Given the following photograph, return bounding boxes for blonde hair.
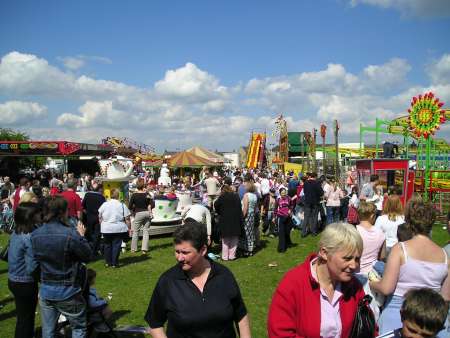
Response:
[42,187,50,197]
[382,194,403,221]
[19,192,37,204]
[358,201,377,221]
[319,222,363,256]
[111,188,121,200]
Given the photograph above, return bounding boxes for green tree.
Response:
[0,128,29,141]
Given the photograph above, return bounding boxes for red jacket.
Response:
[268,254,368,338]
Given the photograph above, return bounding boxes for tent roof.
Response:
[169,151,216,168]
[186,146,225,163]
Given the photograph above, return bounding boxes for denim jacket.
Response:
[8,231,38,283]
[31,221,93,288]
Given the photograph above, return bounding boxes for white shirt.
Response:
[204,177,220,196]
[99,199,131,234]
[260,178,270,195]
[374,214,405,249]
[181,204,212,236]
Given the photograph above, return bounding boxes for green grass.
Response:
[0,225,448,338]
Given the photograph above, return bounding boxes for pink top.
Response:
[356,225,386,274]
[310,258,343,338]
[394,242,448,297]
[325,187,343,207]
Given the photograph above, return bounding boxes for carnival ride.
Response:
[246,132,267,169]
[359,92,449,208]
[102,136,161,162]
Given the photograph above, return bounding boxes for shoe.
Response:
[141,251,148,255]
[111,264,118,268]
[104,263,110,268]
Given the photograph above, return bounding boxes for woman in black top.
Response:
[214,179,244,261]
[145,222,251,338]
[129,179,153,254]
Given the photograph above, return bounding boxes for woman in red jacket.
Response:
[268,222,372,338]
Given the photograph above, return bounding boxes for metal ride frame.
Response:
[359,108,449,201]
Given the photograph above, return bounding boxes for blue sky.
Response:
[1,0,449,151]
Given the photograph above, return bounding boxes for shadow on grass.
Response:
[110,309,131,324]
[0,296,13,307]
[0,308,16,321]
[0,268,8,275]
[148,242,173,251]
[119,255,150,266]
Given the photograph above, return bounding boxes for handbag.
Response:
[347,205,359,225]
[0,240,9,262]
[349,294,376,338]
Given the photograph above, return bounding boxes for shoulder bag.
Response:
[349,294,376,338]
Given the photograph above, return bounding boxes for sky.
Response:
[0,0,450,152]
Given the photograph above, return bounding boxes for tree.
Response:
[0,128,29,141]
[0,128,30,178]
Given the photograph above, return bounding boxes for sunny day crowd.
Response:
[0,166,449,338]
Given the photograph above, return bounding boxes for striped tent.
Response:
[168,151,216,168]
[186,146,226,163]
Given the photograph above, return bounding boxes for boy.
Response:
[377,288,448,338]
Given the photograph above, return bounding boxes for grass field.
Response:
[0,224,448,337]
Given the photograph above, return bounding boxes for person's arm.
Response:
[145,278,168,338]
[369,243,402,295]
[268,273,304,338]
[378,240,387,262]
[76,195,83,220]
[242,194,249,218]
[441,270,450,301]
[238,315,252,338]
[70,222,94,263]
[205,209,212,238]
[147,327,167,338]
[24,235,39,275]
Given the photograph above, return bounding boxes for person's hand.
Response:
[77,221,86,237]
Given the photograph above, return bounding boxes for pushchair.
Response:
[55,265,117,338]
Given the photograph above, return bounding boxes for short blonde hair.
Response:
[19,192,37,204]
[111,188,121,200]
[319,222,363,256]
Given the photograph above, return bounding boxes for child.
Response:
[274,188,293,253]
[377,288,448,338]
[87,269,113,332]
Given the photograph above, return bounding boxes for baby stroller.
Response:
[55,265,117,337]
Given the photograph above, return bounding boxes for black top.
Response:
[145,260,247,338]
[129,192,152,213]
[214,192,244,238]
[303,179,323,206]
[82,191,106,226]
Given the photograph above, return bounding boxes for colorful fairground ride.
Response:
[101,136,162,164]
[359,92,449,210]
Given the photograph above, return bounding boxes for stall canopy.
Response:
[186,146,226,163]
[0,140,113,157]
[169,151,216,168]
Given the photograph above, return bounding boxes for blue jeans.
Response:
[326,206,339,225]
[103,232,125,266]
[39,293,87,338]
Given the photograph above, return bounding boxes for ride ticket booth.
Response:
[356,159,414,205]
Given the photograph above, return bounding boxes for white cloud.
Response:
[57,55,113,70]
[0,100,47,125]
[1,51,449,150]
[59,56,85,70]
[349,0,450,18]
[362,58,411,91]
[154,62,228,102]
[427,54,450,85]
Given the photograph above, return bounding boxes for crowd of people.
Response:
[0,165,449,338]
